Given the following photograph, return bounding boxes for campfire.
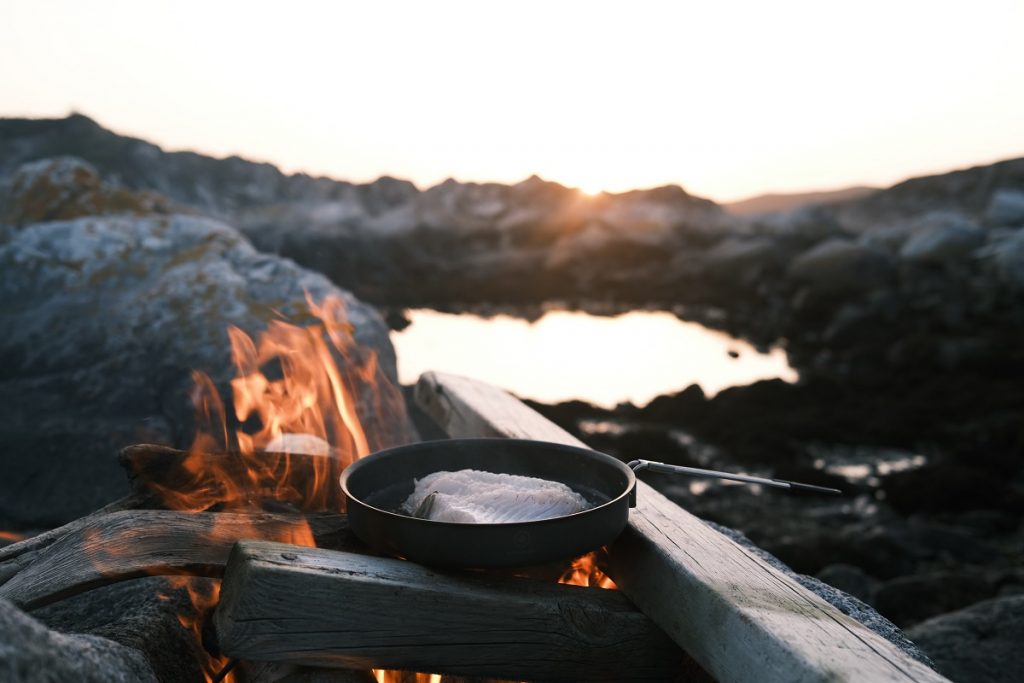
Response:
[1,293,642,683]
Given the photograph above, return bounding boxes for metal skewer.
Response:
[628,459,843,495]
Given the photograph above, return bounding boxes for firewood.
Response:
[0,510,357,610]
[214,541,689,682]
[415,371,950,683]
[0,492,152,566]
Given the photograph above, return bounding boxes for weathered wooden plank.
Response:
[215,540,689,682]
[0,510,355,610]
[415,371,950,683]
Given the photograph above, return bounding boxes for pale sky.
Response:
[2,0,1023,201]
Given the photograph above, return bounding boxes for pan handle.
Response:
[627,459,842,506]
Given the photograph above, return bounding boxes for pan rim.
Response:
[339,437,636,529]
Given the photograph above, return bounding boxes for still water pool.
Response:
[391,309,797,408]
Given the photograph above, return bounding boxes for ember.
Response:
[559,549,617,589]
[0,530,27,543]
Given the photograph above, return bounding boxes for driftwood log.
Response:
[0,442,345,571]
[0,443,363,610]
[0,510,356,610]
[415,371,951,683]
[215,541,689,682]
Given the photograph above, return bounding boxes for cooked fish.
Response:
[401,469,589,524]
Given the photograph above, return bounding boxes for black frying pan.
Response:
[339,437,840,568]
[340,438,634,568]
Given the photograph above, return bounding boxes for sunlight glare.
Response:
[1,0,1022,200]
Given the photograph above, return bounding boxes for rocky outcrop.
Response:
[35,577,224,682]
[908,596,1024,683]
[0,114,401,218]
[0,116,734,310]
[898,211,984,263]
[0,598,157,683]
[830,157,1024,230]
[0,208,410,527]
[3,156,170,230]
[787,238,894,295]
[984,189,1024,227]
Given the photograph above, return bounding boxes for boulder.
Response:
[700,237,784,283]
[984,189,1024,227]
[0,214,412,527]
[977,228,1024,290]
[899,211,984,263]
[788,238,894,295]
[881,465,1021,515]
[0,598,156,683]
[907,595,1024,683]
[873,571,995,627]
[815,563,879,604]
[755,203,841,242]
[3,156,169,230]
[36,577,221,682]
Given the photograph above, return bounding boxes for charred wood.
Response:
[0,510,357,610]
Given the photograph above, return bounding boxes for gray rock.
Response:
[4,157,100,227]
[700,237,784,283]
[755,203,841,242]
[984,189,1024,227]
[873,571,995,627]
[977,228,1024,290]
[0,598,156,683]
[3,156,169,231]
[907,595,1024,683]
[899,211,984,263]
[815,563,879,604]
[0,214,412,526]
[788,238,894,294]
[36,577,220,683]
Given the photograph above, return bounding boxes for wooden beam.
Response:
[215,541,689,682]
[0,510,355,610]
[415,371,950,683]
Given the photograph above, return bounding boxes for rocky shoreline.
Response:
[2,115,1023,681]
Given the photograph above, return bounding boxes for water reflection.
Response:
[391,309,797,408]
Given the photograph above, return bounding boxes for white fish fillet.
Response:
[401,469,589,524]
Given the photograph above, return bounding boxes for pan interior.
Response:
[346,439,631,519]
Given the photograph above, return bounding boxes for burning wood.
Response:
[214,542,686,682]
[1,295,646,682]
[0,509,354,610]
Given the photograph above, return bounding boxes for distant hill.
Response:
[724,186,878,216]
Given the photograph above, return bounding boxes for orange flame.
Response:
[373,673,443,683]
[148,293,405,515]
[98,291,615,682]
[558,550,617,589]
[100,293,406,682]
[164,577,232,682]
[0,530,27,543]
